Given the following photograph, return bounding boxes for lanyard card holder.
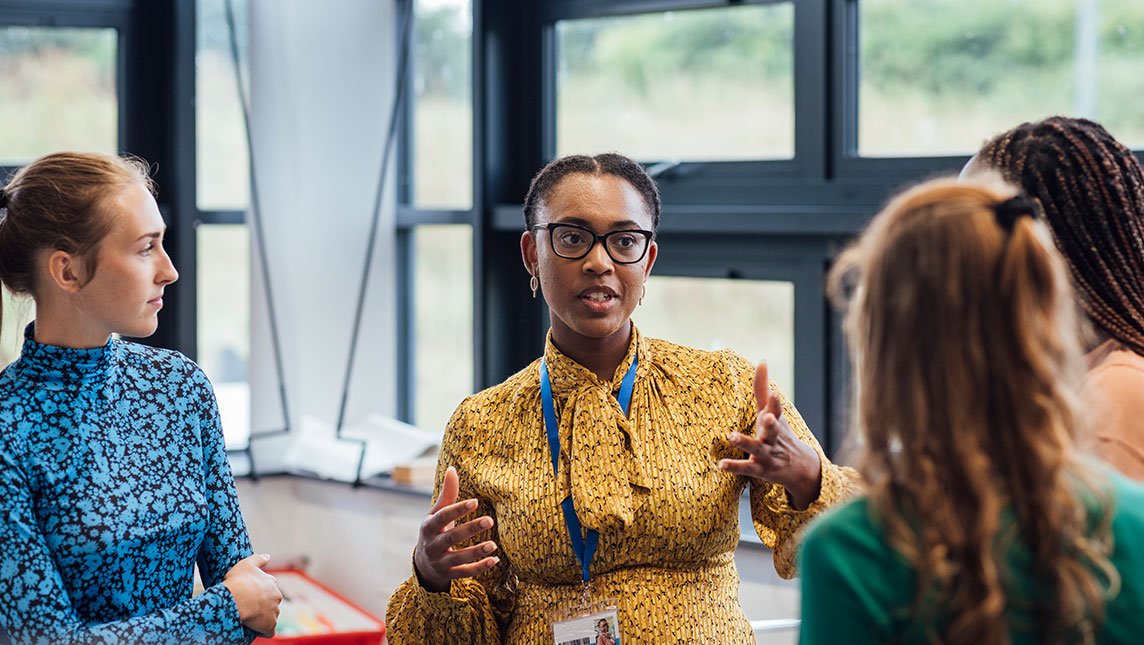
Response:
[540,355,636,645]
[548,591,622,645]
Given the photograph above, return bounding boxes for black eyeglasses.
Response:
[530,223,654,264]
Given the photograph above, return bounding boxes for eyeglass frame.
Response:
[529,222,655,264]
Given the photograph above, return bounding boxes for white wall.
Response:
[236,478,427,620]
[246,0,398,469]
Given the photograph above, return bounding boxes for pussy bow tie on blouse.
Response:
[542,328,653,533]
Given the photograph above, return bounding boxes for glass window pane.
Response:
[411,0,473,210]
[413,225,473,431]
[859,0,1144,157]
[635,276,794,399]
[555,4,794,161]
[196,0,251,210]
[0,26,117,163]
[197,224,250,449]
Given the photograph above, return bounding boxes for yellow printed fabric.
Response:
[386,327,860,644]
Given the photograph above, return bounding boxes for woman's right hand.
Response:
[413,466,499,593]
[222,553,282,637]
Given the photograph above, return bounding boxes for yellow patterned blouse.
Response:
[386,327,860,644]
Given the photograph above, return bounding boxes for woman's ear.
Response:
[521,230,539,276]
[642,241,658,280]
[45,250,86,294]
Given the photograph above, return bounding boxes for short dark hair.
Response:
[977,116,1144,354]
[522,152,661,230]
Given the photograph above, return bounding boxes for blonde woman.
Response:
[799,177,1144,644]
[0,153,280,643]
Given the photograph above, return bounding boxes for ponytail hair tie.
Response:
[994,195,1038,232]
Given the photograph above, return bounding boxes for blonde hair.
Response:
[828,176,1119,644]
[0,151,155,297]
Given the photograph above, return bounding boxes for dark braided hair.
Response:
[977,116,1144,355]
[522,153,661,230]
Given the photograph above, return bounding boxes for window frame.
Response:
[0,3,132,185]
[191,0,252,395]
[0,0,193,355]
[828,0,1144,180]
[404,0,1144,458]
[473,0,852,453]
[395,0,479,424]
[650,234,833,445]
[540,0,821,205]
[829,0,972,183]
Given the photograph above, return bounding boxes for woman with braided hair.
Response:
[800,176,1144,644]
[965,117,1144,480]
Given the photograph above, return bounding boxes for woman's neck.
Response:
[31,298,112,349]
[551,320,632,383]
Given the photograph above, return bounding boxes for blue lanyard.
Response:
[539,352,638,583]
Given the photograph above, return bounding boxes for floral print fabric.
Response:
[0,324,254,644]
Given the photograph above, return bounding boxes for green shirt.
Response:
[799,469,1144,643]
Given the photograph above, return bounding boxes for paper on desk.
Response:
[282,414,440,482]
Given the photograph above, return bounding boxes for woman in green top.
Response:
[800,176,1144,644]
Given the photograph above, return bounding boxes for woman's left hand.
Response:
[718,363,823,510]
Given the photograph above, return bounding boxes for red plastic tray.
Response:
[253,569,385,645]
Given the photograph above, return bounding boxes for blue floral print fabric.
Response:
[0,324,255,644]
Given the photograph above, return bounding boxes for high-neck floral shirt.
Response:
[0,324,254,644]
[387,327,860,644]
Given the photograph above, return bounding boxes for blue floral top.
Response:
[0,325,255,644]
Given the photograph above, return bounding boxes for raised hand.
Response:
[718,363,823,510]
[222,553,282,637]
[413,466,500,593]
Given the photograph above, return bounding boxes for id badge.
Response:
[550,607,622,645]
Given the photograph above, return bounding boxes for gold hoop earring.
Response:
[640,284,646,306]
[530,275,539,299]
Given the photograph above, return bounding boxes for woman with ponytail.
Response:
[0,152,280,643]
[969,117,1144,480]
[799,177,1144,644]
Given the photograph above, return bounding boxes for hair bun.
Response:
[994,194,1038,232]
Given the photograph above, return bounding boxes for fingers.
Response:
[718,456,764,478]
[447,555,500,579]
[423,498,481,537]
[431,466,459,514]
[435,540,499,570]
[239,553,270,566]
[227,553,270,577]
[753,363,770,412]
[754,362,783,419]
[425,515,496,559]
[755,411,781,445]
[253,616,278,639]
[417,467,502,587]
[444,515,495,548]
[721,426,785,479]
[253,597,282,638]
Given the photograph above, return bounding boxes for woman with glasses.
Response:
[386,153,859,644]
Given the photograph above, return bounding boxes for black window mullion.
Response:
[793,0,829,180]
